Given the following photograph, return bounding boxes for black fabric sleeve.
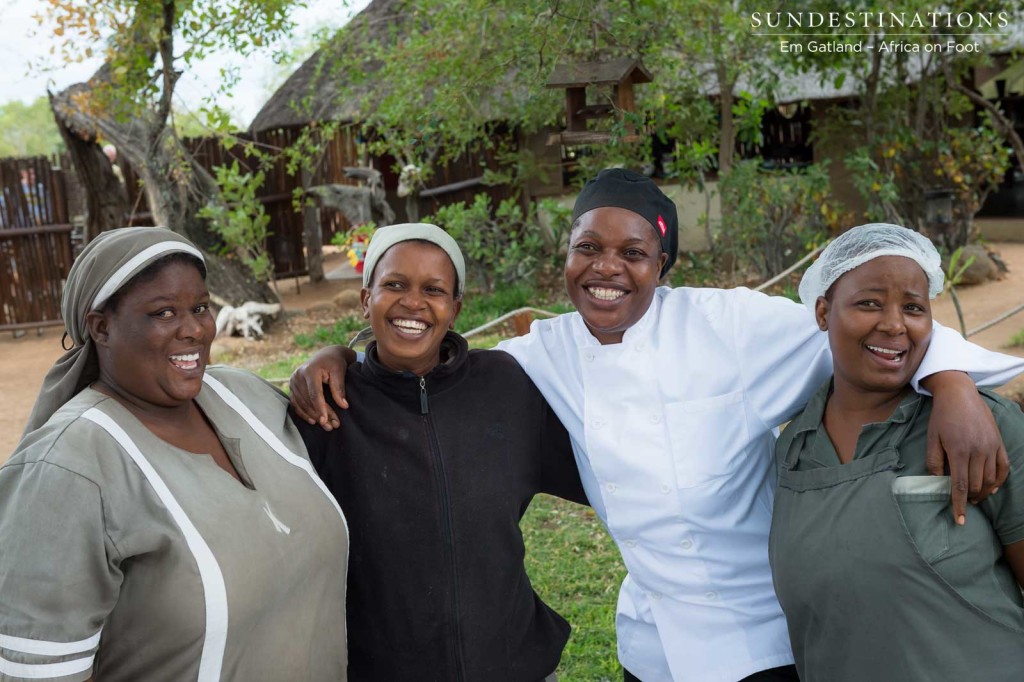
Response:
[536,397,589,505]
[290,407,332,475]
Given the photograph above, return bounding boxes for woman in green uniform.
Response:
[0,227,349,681]
[769,223,1024,681]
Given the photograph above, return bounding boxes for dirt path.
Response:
[0,327,66,459]
[2,245,1023,461]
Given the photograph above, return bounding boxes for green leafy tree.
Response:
[41,0,303,303]
[783,1,1021,246]
[289,0,785,187]
[0,98,64,157]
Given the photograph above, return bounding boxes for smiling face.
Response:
[564,206,667,345]
[361,241,462,376]
[88,258,214,410]
[817,256,932,400]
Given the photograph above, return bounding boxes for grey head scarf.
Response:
[23,226,204,435]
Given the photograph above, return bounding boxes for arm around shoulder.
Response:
[912,321,1024,391]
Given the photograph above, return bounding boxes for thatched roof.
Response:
[249,0,409,132]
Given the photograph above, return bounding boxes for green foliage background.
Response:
[0,98,63,157]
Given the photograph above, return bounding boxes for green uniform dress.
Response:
[769,381,1024,682]
[0,367,349,682]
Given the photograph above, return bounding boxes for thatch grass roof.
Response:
[249,0,409,132]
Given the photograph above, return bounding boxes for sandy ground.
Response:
[1,244,1022,461]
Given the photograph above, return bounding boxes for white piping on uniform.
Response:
[91,242,205,310]
[0,652,94,679]
[82,408,227,682]
[202,374,349,536]
[0,629,101,656]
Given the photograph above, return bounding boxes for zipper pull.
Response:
[419,376,428,414]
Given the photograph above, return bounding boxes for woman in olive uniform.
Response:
[0,227,348,682]
[769,223,1024,681]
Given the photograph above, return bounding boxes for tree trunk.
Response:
[50,73,275,305]
[944,70,1024,179]
[49,92,127,243]
[301,168,324,282]
[717,76,735,175]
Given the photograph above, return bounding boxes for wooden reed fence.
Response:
[0,225,74,331]
[1,125,516,329]
[0,157,73,331]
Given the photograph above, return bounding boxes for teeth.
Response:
[170,353,199,362]
[392,319,428,333]
[588,287,625,301]
[867,345,903,357]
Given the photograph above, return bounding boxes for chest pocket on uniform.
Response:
[893,476,952,563]
[666,390,748,488]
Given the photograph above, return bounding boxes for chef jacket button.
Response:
[650,413,661,424]
[584,351,595,362]
[624,539,637,548]
[635,342,646,352]
[650,591,662,600]
[680,539,693,550]
[605,482,617,493]
[660,484,671,494]
[591,418,603,429]
[705,591,718,601]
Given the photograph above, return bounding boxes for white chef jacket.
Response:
[499,285,1024,682]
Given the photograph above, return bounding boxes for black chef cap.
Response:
[571,168,679,278]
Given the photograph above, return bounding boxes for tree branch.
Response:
[941,55,1024,177]
[153,0,180,146]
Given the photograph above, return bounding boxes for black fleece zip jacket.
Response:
[294,332,588,682]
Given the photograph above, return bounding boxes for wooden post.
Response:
[301,167,324,283]
[512,310,534,337]
[566,87,587,132]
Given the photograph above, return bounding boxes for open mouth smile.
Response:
[866,344,907,364]
[169,352,201,370]
[586,286,626,302]
[390,318,430,337]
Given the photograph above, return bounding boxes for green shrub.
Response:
[428,194,548,292]
[717,160,832,281]
[198,160,274,283]
[667,250,721,288]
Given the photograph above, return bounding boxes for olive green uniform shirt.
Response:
[780,384,1024,605]
[0,367,348,681]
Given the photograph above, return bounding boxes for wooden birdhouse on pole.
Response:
[545,57,652,145]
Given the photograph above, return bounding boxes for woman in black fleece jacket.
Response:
[292,224,588,682]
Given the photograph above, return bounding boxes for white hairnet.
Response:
[798,223,944,311]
